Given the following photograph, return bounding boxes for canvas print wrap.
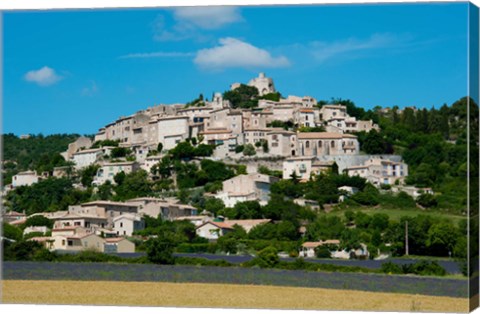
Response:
[1,1,479,313]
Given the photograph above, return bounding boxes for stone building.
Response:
[297,132,359,156]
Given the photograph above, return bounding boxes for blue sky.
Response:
[3,3,470,135]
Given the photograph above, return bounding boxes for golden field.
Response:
[1,280,469,312]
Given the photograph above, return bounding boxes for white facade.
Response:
[72,147,114,170]
[345,157,409,186]
[93,161,140,185]
[113,213,145,236]
[216,173,279,207]
[12,171,40,187]
[247,72,276,96]
[195,221,233,240]
[283,157,315,180]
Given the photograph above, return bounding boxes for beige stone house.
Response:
[104,237,136,253]
[11,171,40,187]
[216,173,279,207]
[297,132,359,156]
[267,129,298,157]
[127,197,198,220]
[195,221,234,240]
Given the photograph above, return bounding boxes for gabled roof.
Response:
[196,221,234,230]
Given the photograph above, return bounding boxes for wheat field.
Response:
[1,280,469,312]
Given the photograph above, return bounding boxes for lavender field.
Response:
[2,261,468,298]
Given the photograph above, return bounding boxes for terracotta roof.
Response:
[4,211,26,216]
[197,221,234,230]
[299,109,314,113]
[10,218,27,226]
[302,240,340,248]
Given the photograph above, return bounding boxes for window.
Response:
[331,141,335,148]
[272,135,278,141]
[120,222,123,227]
[62,240,66,246]
[305,115,309,121]
[306,141,310,148]
[68,240,73,246]
[318,141,322,147]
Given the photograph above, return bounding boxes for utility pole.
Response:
[405,220,409,256]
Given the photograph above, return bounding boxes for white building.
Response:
[12,171,40,188]
[93,161,140,185]
[344,157,409,186]
[283,156,315,180]
[195,221,234,240]
[216,173,279,207]
[72,146,114,169]
[113,213,145,236]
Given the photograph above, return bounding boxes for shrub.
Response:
[417,193,438,208]
[380,262,403,274]
[315,246,332,258]
[243,144,256,156]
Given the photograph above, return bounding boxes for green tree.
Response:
[145,236,176,265]
[242,144,256,156]
[204,198,225,216]
[252,246,279,268]
[223,84,259,109]
[170,141,195,160]
[80,164,100,187]
[2,222,23,241]
[417,193,438,208]
[24,215,53,229]
[194,144,214,157]
[362,130,387,154]
[315,245,332,258]
[110,147,132,158]
[426,222,458,256]
[114,170,152,201]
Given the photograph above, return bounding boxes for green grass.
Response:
[327,207,467,224]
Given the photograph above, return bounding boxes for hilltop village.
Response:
[5,73,450,261]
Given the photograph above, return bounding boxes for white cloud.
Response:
[153,7,242,42]
[310,33,398,63]
[81,81,98,97]
[194,37,290,70]
[24,66,62,86]
[173,6,243,29]
[119,51,194,59]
